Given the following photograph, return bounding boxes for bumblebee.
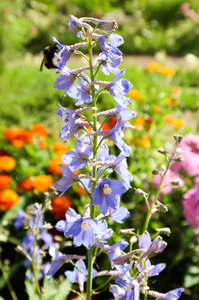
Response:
[40,45,59,71]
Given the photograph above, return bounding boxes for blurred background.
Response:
[0,0,199,299]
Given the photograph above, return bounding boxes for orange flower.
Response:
[102,118,117,130]
[76,185,87,196]
[172,118,185,129]
[160,66,175,76]
[141,136,150,148]
[30,124,48,137]
[0,156,16,172]
[0,174,11,190]
[33,175,53,192]
[0,189,19,210]
[134,117,145,127]
[145,62,162,72]
[3,128,33,148]
[153,105,161,113]
[129,89,143,100]
[51,195,72,219]
[163,115,174,124]
[172,86,181,96]
[18,178,34,192]
[48,158,63,177]
[51,143,70,157]
[38,140,47,149]
[165,98,179,106]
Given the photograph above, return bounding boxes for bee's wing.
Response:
[40,57,45,72]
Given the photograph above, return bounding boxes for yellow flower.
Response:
[141,136,150,148]
[172,118,185,129]
[129,89,143,100]
[153,105,161,113]
[0,189,19,211]
[33,175,53,192]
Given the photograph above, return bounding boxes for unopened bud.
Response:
[134,188,148,197]
[156,227,171,236]
[157,201,168,213]
[157,147,169,155]
[173,134,183,145]
[119,228,135,236]
[152,169,161,175]
[176,147,183,154]
[130,235,138,245]
[173,156,184,162]
[170,180,180,186]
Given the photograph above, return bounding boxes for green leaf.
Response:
[184,265,199,288]
[0,260,22,289]
[25,280,41,300]
[43,276,72,300]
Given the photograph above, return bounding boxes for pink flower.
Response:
[171,134,199,177]
[183,185,199,228]
[153,169,184,194]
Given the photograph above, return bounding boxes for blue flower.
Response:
[61,138,92,171]
[98,33,124,57]
[92,178,129,215]
[148,288,185,300]
[55,207,81,235]
[66,217,103,249]
[65,260,97,292]
[68,15,93,37]
[53,165,91,196]
[54,66,90,96]
[46,247,86,279]
[14,209,27,229]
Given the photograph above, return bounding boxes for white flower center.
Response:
[102,183,112,195]
[81,220,90,231]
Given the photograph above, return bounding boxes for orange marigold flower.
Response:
[160,66,175,76]
[129,89,143,100]
[172,86,181,96]
[163,115,174,124]
[0,174,11,190]
[154,105,161,113]
[0,156,16,172]
[38,140,47,149]
[172,118,185,129]
[0,189,19,211]
[33,175,53,192]
[134,117,145,127]
[18,178,34,192]
[145,62,162,72]
[48,158,63,177]
[102,118,117,130]
[165,98,179,106]
[30,124,48,137]
[51,195,72,219]
[141,136,150,148]
[51,143,70,157]
[3,128,33,148]
[76,185,87,196]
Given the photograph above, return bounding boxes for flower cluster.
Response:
[43,15,184,300]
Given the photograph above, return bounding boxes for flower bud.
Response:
[157,147,169,155]
[152,169,162,175]
[173,156,184,162]
[156,227,171,236]
[134,188,148,197]
[173,134,183,144]
[156,201,168,213]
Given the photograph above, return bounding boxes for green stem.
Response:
[86,36,98,300]
[31,213,43,300]
[0,253,18,300]
[142,144,178,233]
